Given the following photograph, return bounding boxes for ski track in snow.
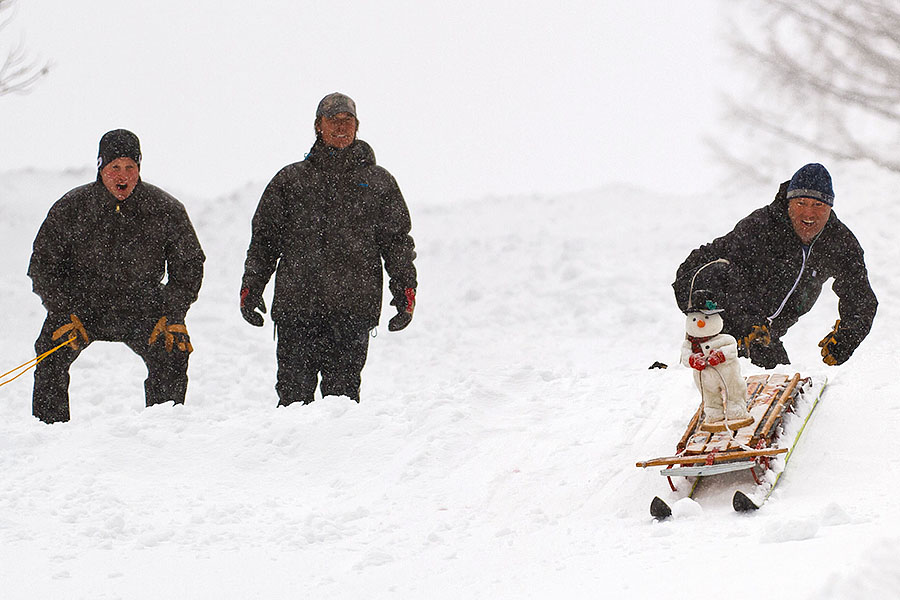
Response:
[0,166,898,598]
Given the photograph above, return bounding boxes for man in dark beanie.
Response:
[97,129,142,171]
[673,163,877,368]
[240,92,417,406]
[28,129,205,423]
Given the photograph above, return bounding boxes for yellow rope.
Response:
[0,337,76,389]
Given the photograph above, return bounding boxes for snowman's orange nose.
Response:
[697,319,706,328]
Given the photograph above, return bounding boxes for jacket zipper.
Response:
[767,237,818,323]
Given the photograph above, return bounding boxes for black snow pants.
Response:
[32,312,191,423]
[275,315,371,406]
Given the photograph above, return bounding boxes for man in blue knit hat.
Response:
[673,163,877,368]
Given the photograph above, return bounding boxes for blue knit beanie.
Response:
[786,163,834,206]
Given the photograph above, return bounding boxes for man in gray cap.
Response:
[240,92,418,406]
[28,129,205,423]
[673,163,877,368]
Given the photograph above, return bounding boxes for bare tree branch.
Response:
[715,0,900,180]
[0,0,50,97]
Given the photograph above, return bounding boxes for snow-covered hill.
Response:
[0,166,898,598]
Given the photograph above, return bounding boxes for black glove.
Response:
[388,287,415,332]
[240,287,266,327]
[818,320,852,365]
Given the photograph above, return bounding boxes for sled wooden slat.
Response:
[756,373,801,442]
[706,430,737,452]
[749,373,787,409]
[684,431,711,454]
[676,400,705,453]
[703,438,732,453]
[636,447,788,468]
[744,374,770,402]
[747,373,789,442]
[735,377,786,446]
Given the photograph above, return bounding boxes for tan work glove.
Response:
[148,316,193,353]
[818,319,844,366]
[52,314,90,350]
[736,324,771,353]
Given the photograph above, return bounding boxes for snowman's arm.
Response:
[680,340,695,367]
[707,334,739,360]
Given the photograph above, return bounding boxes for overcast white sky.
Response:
[1,1,728,203]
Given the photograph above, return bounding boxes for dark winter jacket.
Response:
[241,138,417,326]
[28,179,205,323]
[673,181,877,356]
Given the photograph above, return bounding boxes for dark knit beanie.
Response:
[97,129,142,171]
[786,163,834,206]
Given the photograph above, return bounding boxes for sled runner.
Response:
[636,373,826,518]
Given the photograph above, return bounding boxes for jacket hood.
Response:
[767,180,791,226]
[305,138,376,173]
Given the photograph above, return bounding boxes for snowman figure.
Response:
[680,290,753,432]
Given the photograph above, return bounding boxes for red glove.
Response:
[688,353,707,371]
[707,350,726,366]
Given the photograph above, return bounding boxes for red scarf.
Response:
[687,334,713,354]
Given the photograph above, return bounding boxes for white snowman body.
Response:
[680,310,750,424]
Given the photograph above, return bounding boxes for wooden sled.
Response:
[636,373,805,486]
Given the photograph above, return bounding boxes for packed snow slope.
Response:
[0,165,898,599]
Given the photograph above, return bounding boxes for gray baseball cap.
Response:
[316,92,357,118]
